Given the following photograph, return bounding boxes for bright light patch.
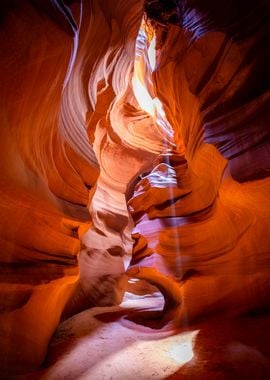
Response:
[132,19,174,139]
[165,330,199,365]
[132,74,155,116]
[148,35,156,71]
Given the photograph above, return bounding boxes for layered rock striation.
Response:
[127,0,270,323]
[0,0,270,375]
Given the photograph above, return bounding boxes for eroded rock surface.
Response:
[0,0,270,376]
[127,0,270,323]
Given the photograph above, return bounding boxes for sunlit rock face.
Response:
[128,0,270,323]
[0,0,270,375]
[0,0,162,372]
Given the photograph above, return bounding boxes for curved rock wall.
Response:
[0,0,164,372]
[0,0,99,372]
[0,0,270,374]
[128,0,270,323]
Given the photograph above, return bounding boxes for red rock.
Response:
[0,0,270,376]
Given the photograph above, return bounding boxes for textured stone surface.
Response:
[0,0,270,376]
[39,296,270,380]
[0,0,97,371]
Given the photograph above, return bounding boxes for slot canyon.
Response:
[1,0,270,378]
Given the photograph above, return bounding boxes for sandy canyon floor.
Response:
[16,289,269,380]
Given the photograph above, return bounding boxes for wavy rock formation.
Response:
[127,0,270,323]
[0,0,99,372]
[0,0,270,376]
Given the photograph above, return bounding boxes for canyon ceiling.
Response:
[0,0,270,376]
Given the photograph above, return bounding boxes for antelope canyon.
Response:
[1,0,270,378]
